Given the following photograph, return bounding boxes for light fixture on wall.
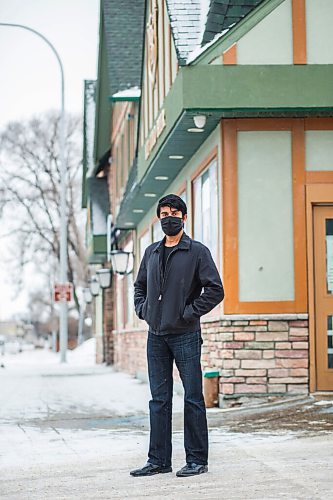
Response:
[96,268,112,289]
[83,287,93,304]
[90,276,100,297]
[109,226,134,276]
[193,115,206,129]
[155,175,169,181]
[110,250,133,275]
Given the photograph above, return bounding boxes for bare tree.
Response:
[0,111,87,315]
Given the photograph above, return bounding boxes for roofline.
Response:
[189,0,285,66]
[109,95,140,102]
[135,0,148,160]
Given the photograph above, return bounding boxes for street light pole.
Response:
[0,22,68,362]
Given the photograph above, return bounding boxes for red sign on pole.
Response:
[53,283,73,302]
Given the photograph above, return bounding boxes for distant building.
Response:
[0,321,23,339]
[82,0,333,405]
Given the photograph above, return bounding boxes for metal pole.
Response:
[77,303,85,346]
[0,23,68,362]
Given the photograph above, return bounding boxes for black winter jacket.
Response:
[134,232,224,335]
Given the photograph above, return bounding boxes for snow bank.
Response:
[67,337,96,367]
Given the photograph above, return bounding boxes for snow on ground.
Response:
[0,342,183,423]
[1,348,333,498]
[67,337,97,366]
[1,337,97,369]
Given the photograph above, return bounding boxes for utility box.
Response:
[203,370,220,408]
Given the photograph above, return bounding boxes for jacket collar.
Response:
[153,231,191,252]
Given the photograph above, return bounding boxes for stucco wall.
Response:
[305,131,333,171]
[237,130,295,302]
[306,0,333,64]
[237,0,293,65]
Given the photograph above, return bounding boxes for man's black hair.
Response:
[157,194,187,218]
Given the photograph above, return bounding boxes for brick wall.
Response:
[96,336,104,364]
[113,328,147,376]
[201,317,309,405]
[103,287,114,365]
[111,315,309,405]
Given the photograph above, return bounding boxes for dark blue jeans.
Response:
[147,330,208,467]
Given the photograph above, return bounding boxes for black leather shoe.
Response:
[176,463,208,477]
[130,462,172,477]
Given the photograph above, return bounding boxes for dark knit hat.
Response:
[156,194,187,218]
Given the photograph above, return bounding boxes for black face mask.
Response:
[160,216,184,236]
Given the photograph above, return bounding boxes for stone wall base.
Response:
[95,336,104,364]
[113,329,147,376]
[111,316,309,407]
[201,317,309,406]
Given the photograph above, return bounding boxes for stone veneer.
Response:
[201,315,309,405]
[96,336,104,364]
[96,285,115,365]
[113,328,147,376]
[111,314,309,406]
[103,287,115,365]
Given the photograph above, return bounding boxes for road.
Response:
[0,347,333,499]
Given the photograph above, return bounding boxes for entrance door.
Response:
[314,206,333,391]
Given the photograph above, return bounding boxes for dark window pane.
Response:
[326,220,333,294]
[329,354,333,369]
[328,316,333,369]
[326,219,333,236]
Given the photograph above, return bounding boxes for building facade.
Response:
[83,0,333,405]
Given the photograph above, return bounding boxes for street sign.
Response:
[53,283,73,302]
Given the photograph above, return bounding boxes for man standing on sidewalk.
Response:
[130,194,224,478]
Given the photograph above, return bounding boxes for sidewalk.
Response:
[1,346,333,499]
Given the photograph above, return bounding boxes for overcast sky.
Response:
[0,0,100,319]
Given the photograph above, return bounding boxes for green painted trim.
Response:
[82,80,91,209]
[191,0,286,66]
[82,150,88,209]
[93,234,107,254]
[87,234,107,264]
[137,69,184,182]
[181,65,333,109]
[88,254,106,265]
[185,107,333,114]
[93,9,111,174]
[109,95,140,102]
[136,65,333,183]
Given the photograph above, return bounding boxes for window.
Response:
[179,188,188,234]
[124,240,134,326]
[179,189,187,205]
[139,229,151,261]
[153,219,164,242]
[193,159,218,264]
[116,238,135,330]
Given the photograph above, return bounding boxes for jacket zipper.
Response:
[158,247,178,300]
[156,247,179,332]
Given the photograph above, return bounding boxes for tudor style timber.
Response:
[84,0,333,405]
